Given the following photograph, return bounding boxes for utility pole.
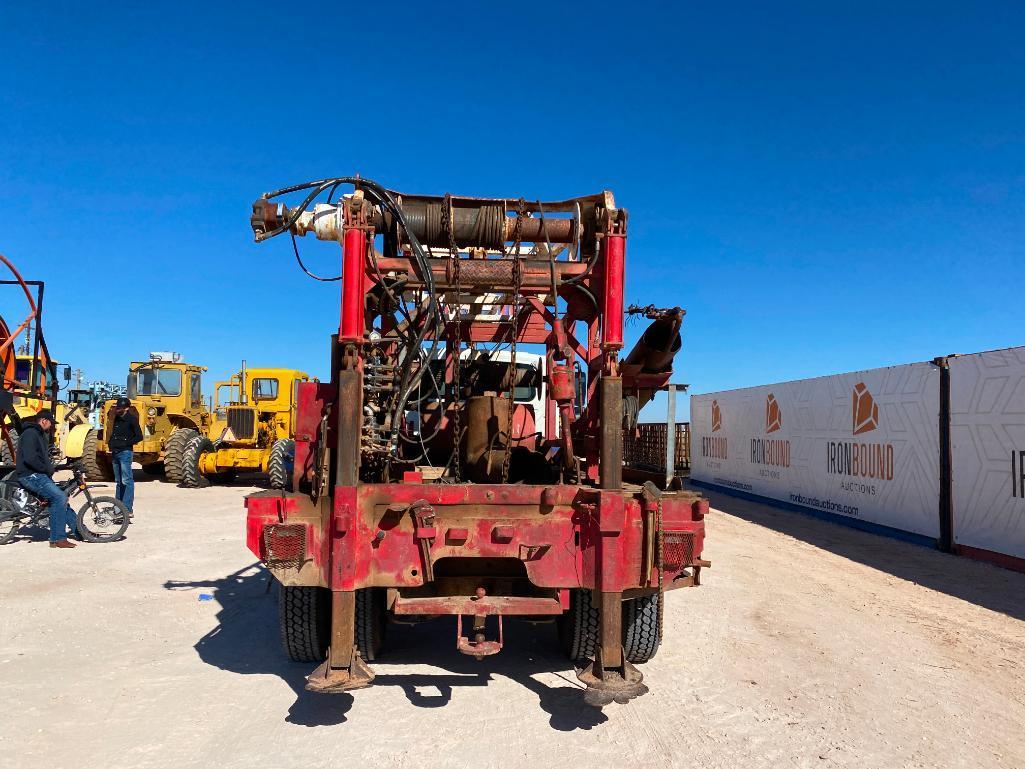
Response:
[73,369,84,388]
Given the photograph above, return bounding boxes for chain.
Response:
[502,199,525,484]
[656,497,665,642]
[445,193,462,482]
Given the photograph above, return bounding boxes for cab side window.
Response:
[252,378,279,402]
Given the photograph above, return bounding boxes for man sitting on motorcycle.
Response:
[17,410,79,549]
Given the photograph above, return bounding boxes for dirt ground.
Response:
[1,476,1023,769]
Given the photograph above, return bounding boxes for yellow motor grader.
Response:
[87,352,211,481]
[179,365,310,488]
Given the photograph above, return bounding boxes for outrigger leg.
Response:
[576,590,648,706]
[306,590,375,693]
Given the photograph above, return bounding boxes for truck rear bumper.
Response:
[392,594,563,616]
[245,482,707,596]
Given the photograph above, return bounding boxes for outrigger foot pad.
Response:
[576,653,649,707]
[305,653,375,693]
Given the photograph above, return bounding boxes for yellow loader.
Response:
[179,365,310,488]
[87,352,211,481]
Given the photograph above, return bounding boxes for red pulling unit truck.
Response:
[245,178,708,706]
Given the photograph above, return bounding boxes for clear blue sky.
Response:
[2,2,1022,419]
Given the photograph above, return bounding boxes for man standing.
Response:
[108,397,142,514]
[17,409,78,548]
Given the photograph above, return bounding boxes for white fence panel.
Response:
[692,362,941,539]
[949,346,1025,562]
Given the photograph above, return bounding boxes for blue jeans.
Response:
[19,472,77,543]
[111,450,134,512]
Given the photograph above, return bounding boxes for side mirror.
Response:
[62,365,72,382]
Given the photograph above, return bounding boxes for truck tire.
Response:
[558,588,599,662]
[0,428,16,465]
[179,435,213,488]
[355,587,386,662]
[279,585,330,663]
[82,430,114,482]
[267,439,295,491]
[622,594,661,663]
[163,428,198,483]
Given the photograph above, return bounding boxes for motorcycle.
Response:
[0,463,130,544]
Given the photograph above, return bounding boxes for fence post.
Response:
[933,356,954,553]
[665,384,676,488]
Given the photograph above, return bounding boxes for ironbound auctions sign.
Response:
[691,362,941,539]
[949,346,1025,561]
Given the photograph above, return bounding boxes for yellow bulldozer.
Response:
[179,365,310,488]
[87,352,211,482]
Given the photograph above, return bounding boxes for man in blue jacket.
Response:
[16,410,79,549]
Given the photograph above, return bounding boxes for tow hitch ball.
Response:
[456,587,503,659]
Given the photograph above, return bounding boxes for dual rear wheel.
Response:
[278,586,385,663]
[558,588,662,664]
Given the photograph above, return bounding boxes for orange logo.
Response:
[711,400,722,433]
[852,382,879,435]
[765,393,782,433]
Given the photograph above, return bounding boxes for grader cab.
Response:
[86,353,210,482]
[178,366,310,488]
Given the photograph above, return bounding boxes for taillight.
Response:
[263,524,306,568]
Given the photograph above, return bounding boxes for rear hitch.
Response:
[456,587,503,659]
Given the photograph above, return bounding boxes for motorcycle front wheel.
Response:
[77,496,130,543]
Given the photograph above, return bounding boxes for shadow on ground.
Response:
[164,564,607,731]
[693,483,1025,622]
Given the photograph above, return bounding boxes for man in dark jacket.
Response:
[17,410,79,548]
[108,396,143,513]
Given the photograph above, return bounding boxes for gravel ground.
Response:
[1,476,1023,769]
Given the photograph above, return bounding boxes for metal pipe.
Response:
[599,376,623,490]
[373,256,588,290]
[665,385,676,489]
[623,309,684,373]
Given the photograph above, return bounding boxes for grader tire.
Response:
[279,585,330,663]
[558,588,599,662]
[267,439,295,491]
[82,430,114,482]
[622,594,661,663]
[179,435,214,489]
[163,428,198,484]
